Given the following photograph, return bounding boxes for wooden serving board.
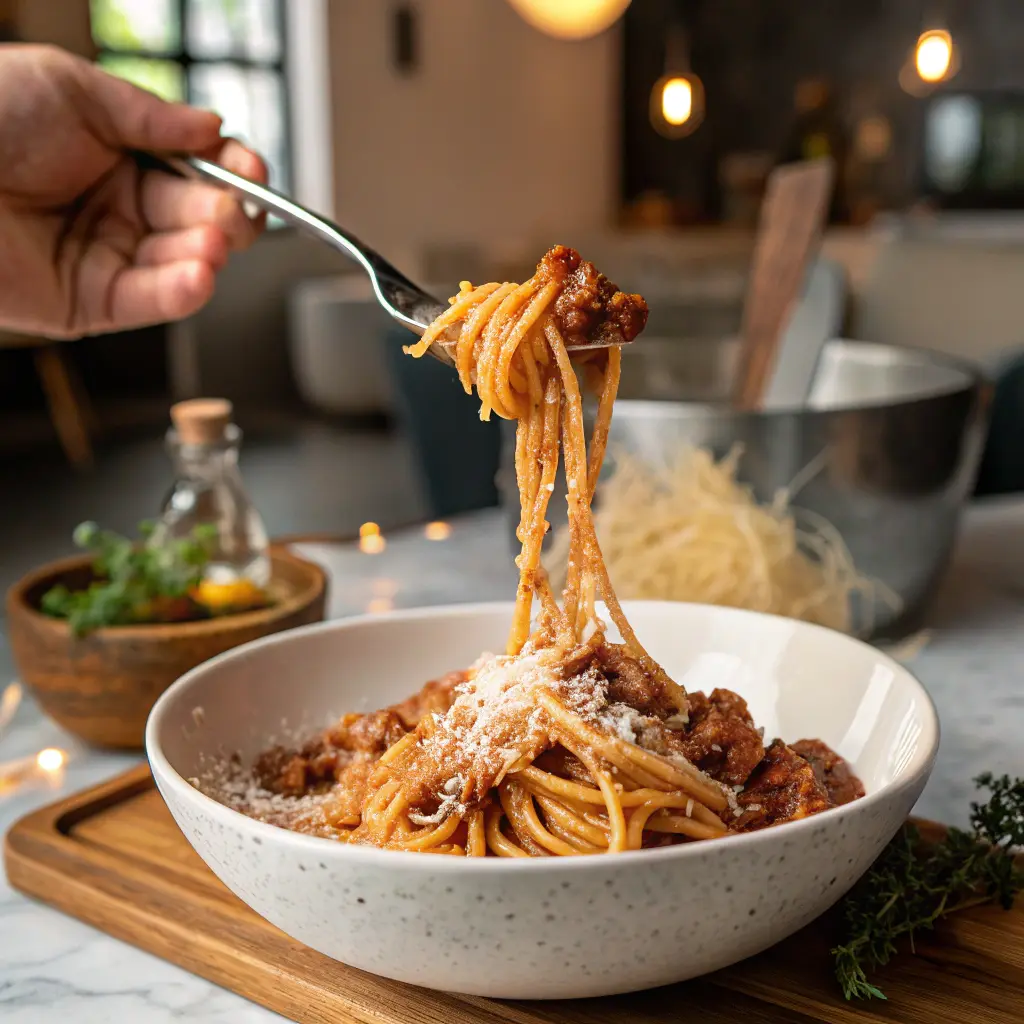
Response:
[5,766,1024,1024]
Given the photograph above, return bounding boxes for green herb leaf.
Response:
[40,520,218,635]
[833,773,1024,1001]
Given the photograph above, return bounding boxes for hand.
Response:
[0,44,269,339]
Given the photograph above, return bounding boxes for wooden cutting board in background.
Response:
[5,766,1024,1024]
[732,157,835,412]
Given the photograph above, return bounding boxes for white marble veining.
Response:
[2,500,1023,1019]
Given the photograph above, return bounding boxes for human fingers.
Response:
[134,225,230,271]
[139,139,268,249]
[108,259,217,328]
[76,55,224,153]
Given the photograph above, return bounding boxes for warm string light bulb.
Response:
[0,746,68,795]
[650,73,705,139]
[358,522,386,554]
[649,24,704,139]
[915,29,953,83]
[661,77,693,126]
[902,26,959,94]
[505,0,631,40]
[424,521,451,541]
[37,748,65,773]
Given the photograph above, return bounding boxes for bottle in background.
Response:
[778,77,850,224]
[151,399,270,588]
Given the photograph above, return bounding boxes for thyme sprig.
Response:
[834,773,1024,1000]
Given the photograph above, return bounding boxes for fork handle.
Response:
[136,152,449,347]
[136,153,371,266]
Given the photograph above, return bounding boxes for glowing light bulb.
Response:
[661,77,693,126]
[915,29,953,83]
[650,73,705,139]
[359,522,380,538]
[424,521,451,541]
[359,534,386,554]
[505,0,631,41]
[36,748,65,773]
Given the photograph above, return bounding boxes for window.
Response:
[90,0,291,197]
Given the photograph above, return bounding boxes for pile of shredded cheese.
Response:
[547,445,896,635]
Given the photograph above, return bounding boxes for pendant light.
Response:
[650,23,705,139]
[505,0,631,41]
[900,6,960,96]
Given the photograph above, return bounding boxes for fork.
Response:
[140,154,628,369]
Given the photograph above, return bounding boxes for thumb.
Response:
[78,58,224,154]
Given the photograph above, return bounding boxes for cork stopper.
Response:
[170,398,234,445]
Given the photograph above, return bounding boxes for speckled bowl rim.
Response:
[146,600,940,873]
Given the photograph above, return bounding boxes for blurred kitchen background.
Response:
[1,0,1023,594]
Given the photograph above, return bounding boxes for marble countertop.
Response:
[2,499,1023,1022]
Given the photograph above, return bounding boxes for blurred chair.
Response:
[0,331,94,469]
[382,323,501,519]
[288,275,395,417]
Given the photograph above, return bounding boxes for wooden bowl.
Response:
[5,547,328,750]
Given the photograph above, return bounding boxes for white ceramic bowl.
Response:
[146,601,938,1000]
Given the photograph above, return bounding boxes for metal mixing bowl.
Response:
[497,338,991,638]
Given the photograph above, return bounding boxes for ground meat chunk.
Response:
[594,643,682,719]
[731,740,831,832]
[325,710,407,755]
[253,670,466,797]
[671,688,766,787]
[536,245,648,346]
[252,745,312,796]
[791,738,865,807]
[391,669,466,728]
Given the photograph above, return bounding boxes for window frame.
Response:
[91,0,294,198]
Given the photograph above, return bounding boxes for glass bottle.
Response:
[150,398,270,586]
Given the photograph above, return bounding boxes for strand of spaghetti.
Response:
[466,810,487,858]
[493,280,559,419]
[504,780,580,856]
[522,765,721,836]
[360,778,401,832]
[530,788,615,835]
[514,341,545,525]
[645,810,728,841]
[476,282,535,420]
[389,811,462,851]
[403,281,497,360]
[376,731,417,767]
[535,690,726,812]
[552,320,662,662]
[497,785,551,857]
[533,792,610,848]
[378,789,410,842]
[542,813,605,854]
[587,347,620,500]
[485,806,530,858]
[578,753,628,853]
[543,324,590,628]
[518,765,609,805]
[609,736,728,811]
[553,731,629,854]
[512,393,535,552]
[625,801,662,849]
[456,282,517,388]
[509,378,563,653]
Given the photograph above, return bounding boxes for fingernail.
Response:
[242,200,260,220]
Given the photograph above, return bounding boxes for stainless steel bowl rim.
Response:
[615,338,987,418]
